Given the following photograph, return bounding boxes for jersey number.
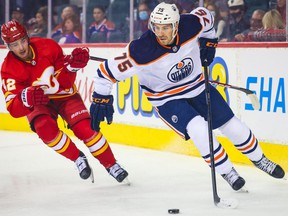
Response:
[115,53,133,72]
[194,9,210,26]
[2,78,16,91]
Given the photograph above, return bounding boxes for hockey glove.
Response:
[90,92,114,132]
[21,86,50,108]
[66,47,90,72]
[199,37,218,66]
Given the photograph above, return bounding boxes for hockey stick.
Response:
[209,80,260,110]
[89,56,107,62]
[203,60,238,209]
[89,55,260,110]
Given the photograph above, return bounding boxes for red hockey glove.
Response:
[21,86,50,108]
[66,47,90,72]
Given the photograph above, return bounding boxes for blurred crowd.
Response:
[0,0,287,44]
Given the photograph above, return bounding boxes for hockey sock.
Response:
[33,115,80,161]
[218,116,263,162]
[72,119,116,168]
[186,116,232,175]
[47,131,80,161]
[84,131,116,168]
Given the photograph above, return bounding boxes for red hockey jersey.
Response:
[1,37,77,118]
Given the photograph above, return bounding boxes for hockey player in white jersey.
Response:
[89,2,285,191]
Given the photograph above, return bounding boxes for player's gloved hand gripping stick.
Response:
[21,85,50,108]
[66,47,90,72]
[199,37,218,66]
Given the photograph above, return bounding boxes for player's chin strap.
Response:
[89,55,260,110]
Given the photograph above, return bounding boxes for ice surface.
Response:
[0,131,287,216]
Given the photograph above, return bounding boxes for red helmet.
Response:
[1,20,28,44]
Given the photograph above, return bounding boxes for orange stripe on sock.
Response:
[237,135,256,151]
[205,148,225,164]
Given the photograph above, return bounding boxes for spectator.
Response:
[206,2,220,32]
[206,2,218,20]
[244,0,270,21]
[51,5,80,42]
[26,17,38,35]
[10,0,48,20]
[249,9,286,41]
[234,9,265,42]
[220,0,250,42]
[30,6,48,38]
[85,0,111,32]
[105,0,130,42]
[134,2,151,39]
[58,14,81,44]
[215,2,229,40]
[178,0,197,13]
[276,0,286,24]
[87,5,115,43]
[11,6,26,26]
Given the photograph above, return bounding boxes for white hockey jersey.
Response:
[93,7,216,107]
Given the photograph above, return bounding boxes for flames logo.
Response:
[167,58,193,83]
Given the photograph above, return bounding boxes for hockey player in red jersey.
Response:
[0,20,128,183]
[89,2,285,191]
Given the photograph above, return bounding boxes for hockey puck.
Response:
[168,209,180,214]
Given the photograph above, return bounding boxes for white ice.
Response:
[0,130,287,216]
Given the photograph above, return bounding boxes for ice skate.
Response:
[107,163,129,183]
[252,154,285,179]
[75,151,93,181]
[222,167,246,191]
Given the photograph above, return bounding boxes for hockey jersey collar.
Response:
[156,33,180,53]
[24,45,37,66]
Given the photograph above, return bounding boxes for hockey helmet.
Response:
[149,2,180,40]
[1,20,28,44]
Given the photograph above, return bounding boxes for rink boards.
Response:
[0,42,287,170]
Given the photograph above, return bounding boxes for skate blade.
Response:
[237,186,249,193]
[122,177,131,186]
[90,168,95,183]
[216,198,238,209]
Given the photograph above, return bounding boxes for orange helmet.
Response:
[1,20,28,44]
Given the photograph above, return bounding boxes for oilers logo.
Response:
[167,58,193,83]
